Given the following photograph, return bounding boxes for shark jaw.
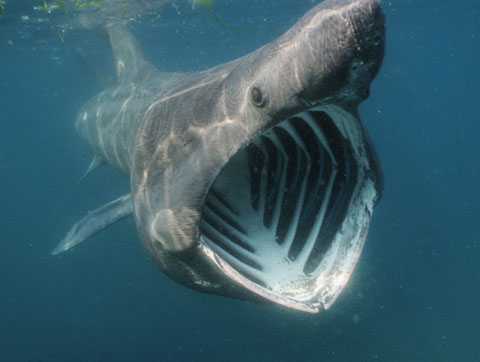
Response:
[198,104,381,313]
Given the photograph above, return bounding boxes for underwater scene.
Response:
[0,0,479,361]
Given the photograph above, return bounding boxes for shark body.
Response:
[54,0,385,313]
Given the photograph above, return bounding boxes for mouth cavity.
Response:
[199,105,378,312]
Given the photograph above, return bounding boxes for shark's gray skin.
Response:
[54,0,385,313]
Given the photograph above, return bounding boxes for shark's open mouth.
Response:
[199,105,380,312]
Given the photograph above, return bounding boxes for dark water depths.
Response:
[1,1,479,361]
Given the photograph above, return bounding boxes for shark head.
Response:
[131,0,385,312]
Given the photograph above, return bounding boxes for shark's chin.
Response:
[199,104,381,312]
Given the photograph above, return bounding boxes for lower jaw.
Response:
[199,104,380,312]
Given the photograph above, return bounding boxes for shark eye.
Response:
[250,86,265,107]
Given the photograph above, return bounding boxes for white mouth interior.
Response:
[200,105,377,312]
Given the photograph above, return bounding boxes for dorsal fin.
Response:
[105,24,157,82]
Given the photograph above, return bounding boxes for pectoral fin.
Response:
[52,193,133,255]
[77,155,105,183]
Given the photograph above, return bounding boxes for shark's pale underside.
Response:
[53,0,385,313]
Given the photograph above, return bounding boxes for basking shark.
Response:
[53,0,385,313]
